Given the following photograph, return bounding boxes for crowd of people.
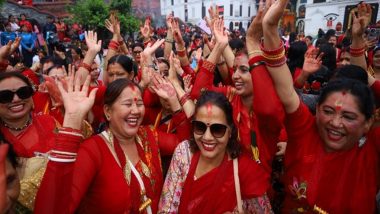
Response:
[0,0,379,213]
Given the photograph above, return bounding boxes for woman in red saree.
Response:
[0,72,57,211]
[190,15,285,175]
[159,90,272,213]
[35,74,181,214]
[261,1,379,212]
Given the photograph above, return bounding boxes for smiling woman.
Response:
[159,91,273,213]
[0,72,58,212]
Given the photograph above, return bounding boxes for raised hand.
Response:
[166,13,174,29]
[10,37,21,54]
[172,18,184,46]
[58,70,98,129]
[139,65,154,89]
[140,17,152,39]
[142,39,165,59]
[351,2,372,38]
[151,74,177,100]
[263,0,289,27]
[207,5,219,33]
[213,18,228,46]
[85,31,102,54]
[247,0,266,43]
[168,51,179,84]
[302,48,323,75]
[0,41,12,60]
[183,74,193,94]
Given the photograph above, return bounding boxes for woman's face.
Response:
[4,159,20,214]
[316,91,371,152]
[107,63,132,84]
[328,36,337,47]
[373,50,380,69]
[0,77,33,122]
[338,51,350,68]
[48,67,66,79]
[157,62,169,77]
[132,47,143,63]
[193,103,231,162]
[105,86,145,140]
[232,55,253,97]
[90,63,100,81]
[71,49,79,60]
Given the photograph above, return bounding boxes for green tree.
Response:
[67,0,109,30]
[109,0,140,34]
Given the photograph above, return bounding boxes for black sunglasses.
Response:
[0,86,34,104]
[192,120,228,138]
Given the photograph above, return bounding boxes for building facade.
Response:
[160,0,257,31]
[296,0,379,36]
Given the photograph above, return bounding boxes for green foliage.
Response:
[67,0,109,30]
[67,0,139,34]
[110,0,140,34]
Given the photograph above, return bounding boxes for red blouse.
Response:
[0,114,57,158]
[190,56,285,174]
[35,126,180,214]
[282,102,379,213]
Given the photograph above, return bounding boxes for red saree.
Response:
[35,126,180,214]
[178,152,269,213]
[282,102,380,213]
[0,114,57,158]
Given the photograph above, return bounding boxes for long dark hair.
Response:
[108,54,134,76]
[189,91,241,158]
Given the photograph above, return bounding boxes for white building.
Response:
[160,0,257,31]
[297,0,379,36]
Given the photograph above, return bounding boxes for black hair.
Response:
[104,78,142,107]
[131,43,144,51]
[318,78,374,120]
[108,55,134,75]
[189,91,241,159]
[287,41,307,74]
[0,72,33,89]
[319,43,337,71]
[334,65,368,85]
[71,47,84,59]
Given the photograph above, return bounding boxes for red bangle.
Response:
[177,48,186,57]
[179,93,190,106]
[264,56,287,67]
[260,41,284,55]
[349,45,365,57]
[79,62,92,71]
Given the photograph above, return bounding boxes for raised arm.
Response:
[78,31,102,85]
[164,14,174,59]
[262,0,299,114]
[350,3,372,71]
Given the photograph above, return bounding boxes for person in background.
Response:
[8,15,20,32]
[19,24,36,67]
[18,14,32,33]
[1,22,17,46]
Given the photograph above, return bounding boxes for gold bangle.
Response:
[248,50,263,56]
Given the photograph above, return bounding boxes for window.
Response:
[171,0,174,5]
[313,0,325,3]
[230,4,233,16]
[240,5,242,16]
[248,6,251,17]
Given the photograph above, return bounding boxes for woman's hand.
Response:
[85,31,102,54]
[302,48,323,76]
[10,37,21,54]
[213,18,228,47]
[262,0,289,28]
[58,70,98,129]
[351,2,372,39]
[183,74,193,94]
[172,18,184,46]
[247,0,266,45]
[166,14,174,30]
[140,17,152,40]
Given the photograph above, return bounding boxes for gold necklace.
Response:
[1,116,32,131]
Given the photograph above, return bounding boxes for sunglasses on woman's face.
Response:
[0,86,34,104]
[192,120,228,138]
